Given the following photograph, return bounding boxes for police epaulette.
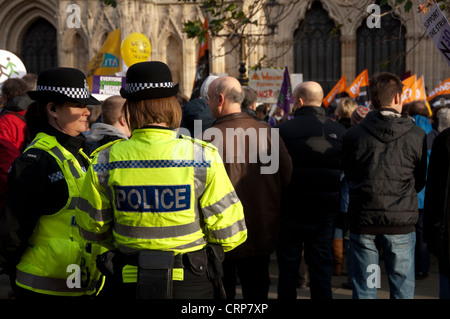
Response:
[22,148,44,162]
[179,134,217,151]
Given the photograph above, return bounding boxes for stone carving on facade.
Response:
[0,0,448,97]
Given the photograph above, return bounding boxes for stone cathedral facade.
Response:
[0,0,448,98]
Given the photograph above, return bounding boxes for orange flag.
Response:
[428,78,450,108]
[191,19,210,99]
[323,76,346,108]
[416,76,432,116]
[346,69,369,99]
[401,75,416,106]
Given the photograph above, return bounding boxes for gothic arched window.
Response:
[294,1,341,94]
[356,5,406,77]
[21,18,57,74]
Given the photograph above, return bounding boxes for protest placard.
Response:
[91,75,125,97]
[249,67,284,103]
[423,2,450,67]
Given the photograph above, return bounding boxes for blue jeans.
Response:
[277,218,334,299]
[348,232,416,299]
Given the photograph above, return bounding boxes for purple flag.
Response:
[277,67,293,115]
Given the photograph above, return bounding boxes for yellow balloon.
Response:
[121,32,151,67]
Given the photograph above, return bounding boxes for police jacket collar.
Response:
[43,123,86,157]
[141,125,173,130]
[2,96,34,112]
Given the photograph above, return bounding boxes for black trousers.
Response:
[222,255,271,299]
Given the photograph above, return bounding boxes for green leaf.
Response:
[183,19,205,39]
[404,0,413,12]
[100,0,117,7]
[225,3,239,12]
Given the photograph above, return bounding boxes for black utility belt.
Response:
[96,246,224,299]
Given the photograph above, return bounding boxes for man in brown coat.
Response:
[203,76,293,299]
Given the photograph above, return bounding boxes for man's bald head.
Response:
[213,76,244,102]
[207,76,244,117]
[293,81,324,109]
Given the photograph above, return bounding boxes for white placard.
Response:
[0,50,27,84]
[423,3,450,67]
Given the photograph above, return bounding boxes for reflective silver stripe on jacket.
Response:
[193,142,207,225]
[116,237,208,254]
[93,141,211,242]
[114,219,202,239]
[201,190,240,219]
[16,270,98,294]
[210,218,247,240]
[96,146,115,205]
[79,227,112,242]
[67,196,79,210]
[77,197,112,222]
[50,146,81,179]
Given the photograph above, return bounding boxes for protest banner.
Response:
[428,77,450,107]
[422,2,450,67]
[249,67,284,103]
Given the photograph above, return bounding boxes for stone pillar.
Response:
[341,35,356,85]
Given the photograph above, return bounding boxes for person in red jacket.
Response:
[0,77,34,210]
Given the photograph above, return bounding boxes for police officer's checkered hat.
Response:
[120,61,179,101]
[27,67,100,105]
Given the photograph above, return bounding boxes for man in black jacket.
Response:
[342,72,428,299]
[276,81,347,299]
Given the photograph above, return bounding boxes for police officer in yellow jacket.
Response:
[75,61,247,299]
[0,67,104,299]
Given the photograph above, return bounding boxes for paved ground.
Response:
[0,253,440,300]
[257,253,440,300]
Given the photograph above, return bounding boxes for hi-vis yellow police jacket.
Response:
[75,127,247,255]
[15,133,104,296]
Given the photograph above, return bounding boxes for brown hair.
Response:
[101,95,126,125]
[125,96,181,131]
[25,100,64,140]
[369,72,403,110]
[1,78,28,99]
[402,101,430,117]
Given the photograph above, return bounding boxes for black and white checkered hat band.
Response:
[35,85,90,99]
[125,82,174,94]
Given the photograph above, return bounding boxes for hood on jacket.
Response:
[2,96,34,112]
[85,122,128,142]
[412,114,432,135]
[361,109,415,143]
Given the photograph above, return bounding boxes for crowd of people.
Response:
[0,61,449,301]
